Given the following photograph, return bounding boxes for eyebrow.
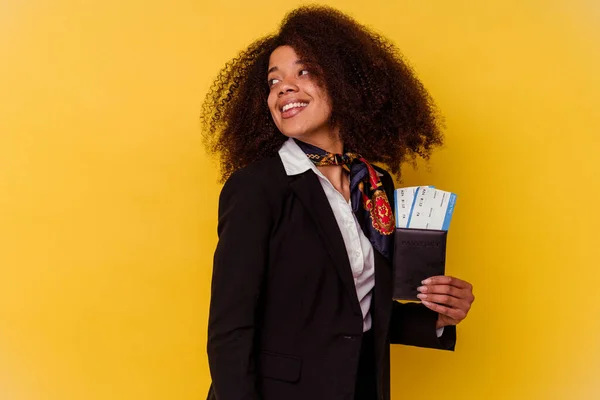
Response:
[267,59,306,75]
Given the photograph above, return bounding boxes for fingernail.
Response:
[422,279,431,285]
[417,286,427,293]
[422,300,432,306]
[417,294,426,299]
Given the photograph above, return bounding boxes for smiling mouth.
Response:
[281,102,308,112]
[281,102,308,119]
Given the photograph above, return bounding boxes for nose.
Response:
[278,77,299,96]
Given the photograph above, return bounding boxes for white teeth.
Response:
[282,102,308,112]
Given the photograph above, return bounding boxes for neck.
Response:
[317,163,349,201]
[294,130,350,201]
[296,128,343,154]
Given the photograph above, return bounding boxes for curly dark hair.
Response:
[201,5,444,182]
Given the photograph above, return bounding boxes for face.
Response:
[267,46,334,143]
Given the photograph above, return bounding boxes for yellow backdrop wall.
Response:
[1,0,599,399]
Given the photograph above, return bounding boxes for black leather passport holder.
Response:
[393,228,448,301]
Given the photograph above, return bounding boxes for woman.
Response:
[201,6,475,400]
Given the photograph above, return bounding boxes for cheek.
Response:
[267,94,283,129]
[311,86,332,115]
[267,93,278,114]
[314,93,332,121]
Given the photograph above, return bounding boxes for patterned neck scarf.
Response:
[294,139,395,261]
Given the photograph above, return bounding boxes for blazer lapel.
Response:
[289,170,362,316]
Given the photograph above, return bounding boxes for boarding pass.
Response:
[394,186,457,231]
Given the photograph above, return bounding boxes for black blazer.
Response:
[207,155,455,400]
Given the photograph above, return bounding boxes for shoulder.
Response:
[216,157,287,234]
[220,155,288,202]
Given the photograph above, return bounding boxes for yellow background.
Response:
[1,0,599,399]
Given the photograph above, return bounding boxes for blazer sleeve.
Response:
[389,301,456,350]
[376,166,456,351]
[207,170,272,400]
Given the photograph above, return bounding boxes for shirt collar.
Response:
[279,137,384,179]
[278,137,322,177]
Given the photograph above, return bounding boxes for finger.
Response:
[417,284,462,298]
[422,300,467,321]
[418,285,475,306]
[421,295,472,316]
[422,276,472,290]
[417,293,466,309]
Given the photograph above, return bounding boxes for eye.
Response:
[299,69,309,76]
[268,78,281,87]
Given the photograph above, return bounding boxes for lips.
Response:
[280,100,309,119]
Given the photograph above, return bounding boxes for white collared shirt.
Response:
[278,138,375,332]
